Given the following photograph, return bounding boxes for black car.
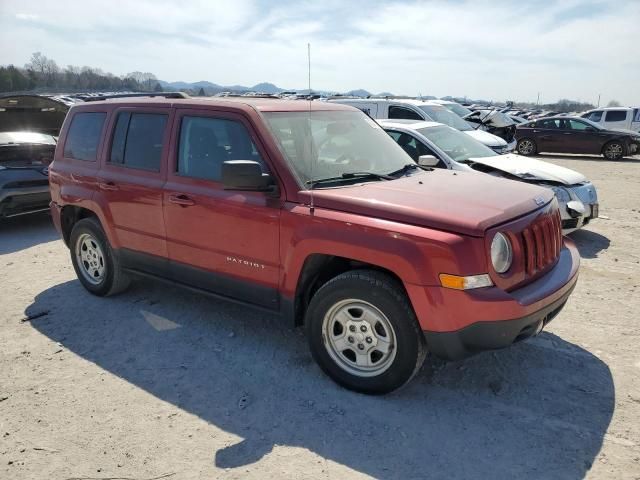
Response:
[515,116,640,160]
[0,132,56,218]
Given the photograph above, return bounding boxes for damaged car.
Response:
[463,109,518,152]
[381,119,598,233]
[0,131,56,218]
[0,94,74,219]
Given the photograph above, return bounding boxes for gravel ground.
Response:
[1,154,639,480]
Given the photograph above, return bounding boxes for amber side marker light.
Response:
[439,273,493,290]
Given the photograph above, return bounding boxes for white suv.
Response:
[580,107,640,133]
[328,98,514,154]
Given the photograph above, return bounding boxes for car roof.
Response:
[72,96,355,113]
[378,119,445,130]
[587,106,638,111]
[330,97,442,107]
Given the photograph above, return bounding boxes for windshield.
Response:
[419,105,472,131]
[417,125,497,162]
[442,103,472,118]
[263,110,414,187]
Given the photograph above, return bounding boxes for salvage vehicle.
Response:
[381,120,598,233]
[49,95,579,394]
[463,109,518,151]
[516,116,640,160]
[328,98,514,153]
[431,99,472,118]
[580,107,640,133]
[0,131,56,218]
[0,94,76,218]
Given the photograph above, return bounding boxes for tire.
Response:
[69,217,130,296]
[602,141,625,160]
[305,269,427,394]
[517,137,537,156]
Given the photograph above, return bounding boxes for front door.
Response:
[163,109,281,309]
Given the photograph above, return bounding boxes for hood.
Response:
[298,169,553,237]
[0,95,72,136]
[465,129,507,147]
[468,153,587,185]
[465,110,516,128]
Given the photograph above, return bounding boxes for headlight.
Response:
[491,232,512,274]
[551,186,571,203]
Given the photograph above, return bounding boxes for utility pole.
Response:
[536,92,540,106]
[597,94,601,107]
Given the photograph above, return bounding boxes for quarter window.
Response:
[177,116,264,181]
[568,120,591,131]
[109,112,168,171]
[63,112,106,161]
[604,110,627,122]
[388,106,423,121]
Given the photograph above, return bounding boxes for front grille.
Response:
[521,209,563,276]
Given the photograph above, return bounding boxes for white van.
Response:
[580,107,640,133]
[328,98,514,153]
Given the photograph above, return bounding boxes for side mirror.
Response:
[222,160,276,193]
[418,154,440,167]
[585,126,596,132]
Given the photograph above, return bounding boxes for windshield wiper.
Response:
[306,171,393,188]
[387,163,434,177]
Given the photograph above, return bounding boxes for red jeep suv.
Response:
[49,95,579,394]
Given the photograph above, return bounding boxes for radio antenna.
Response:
[307,42,315,214]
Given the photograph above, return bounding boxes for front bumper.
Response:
[556,183,599,232]
[0,168,50,218]
[405,239,579,360]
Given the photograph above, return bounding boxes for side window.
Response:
[388,106,423,121]
[538,119,559,129]
[604,110,627,122]
[569,120,591,131]
[587,111,603,122]
[63,112,106,161]
[634,109,640,122]
[109,112,168,171]
[177,116,264,182]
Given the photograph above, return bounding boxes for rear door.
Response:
[603,110,629,131]
[162,108,281,309]
[534,118,566,152]
[96,107,172,269]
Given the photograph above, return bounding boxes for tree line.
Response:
[0,52,162,93]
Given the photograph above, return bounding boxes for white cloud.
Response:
[0,0,637,104]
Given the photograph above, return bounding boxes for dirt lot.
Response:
[1,154,639,480]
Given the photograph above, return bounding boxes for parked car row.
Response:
[46,94,581,394]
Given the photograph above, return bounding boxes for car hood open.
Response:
[298,169,552,237]
[467,153,587,185]
[464,129,507,147]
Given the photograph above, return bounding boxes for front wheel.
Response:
[602,141,625,160]
[305,270,426,394]
[517,138,537,155]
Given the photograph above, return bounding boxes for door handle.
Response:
[98,181,119,191]
[562,132,573,135]
[168,193,195,206]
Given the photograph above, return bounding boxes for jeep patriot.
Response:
[49,96,579,394]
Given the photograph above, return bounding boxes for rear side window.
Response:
[63,112,106,161]
[587,111,603,122]
[109,112,168,171]
[604,110,627,122]
[388,106,423,121]
[634,109,640,122]
[177,116,264,181]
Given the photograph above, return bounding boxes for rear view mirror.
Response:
[418,155,439,167]
[222,160,276,193]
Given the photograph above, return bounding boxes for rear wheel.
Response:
[305,270,426,394]
[602,141,624,160]
[517,138,537,155]
[70,217,130,296]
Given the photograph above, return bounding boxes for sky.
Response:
[0,0,638,105]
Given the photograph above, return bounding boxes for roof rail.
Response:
[82,92,190,102]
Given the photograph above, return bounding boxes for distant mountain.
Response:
[158,79,389,97]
